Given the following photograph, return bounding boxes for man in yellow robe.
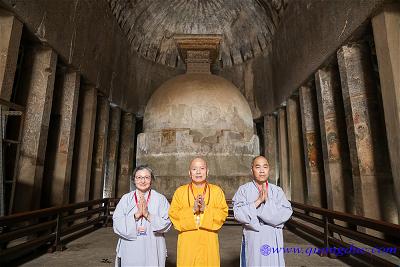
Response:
[169,157,228,267]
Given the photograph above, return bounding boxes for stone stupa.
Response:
[136,35,259,198]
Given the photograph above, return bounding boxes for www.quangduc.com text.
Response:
[259,244,397,257]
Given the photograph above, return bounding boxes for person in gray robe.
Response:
[233,156,293,267]
[113,165,171,267]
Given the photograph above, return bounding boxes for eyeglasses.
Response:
[135,176,151,181]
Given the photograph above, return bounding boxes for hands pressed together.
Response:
[134,194,150,221]
[254,183,268,208]
[193,194,206,214]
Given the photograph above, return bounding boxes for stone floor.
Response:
[19,225,361,267]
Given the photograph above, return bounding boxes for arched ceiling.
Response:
[107,0,287,68]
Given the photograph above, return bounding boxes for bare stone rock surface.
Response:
[299,85,325,208]
[0,12,22,100]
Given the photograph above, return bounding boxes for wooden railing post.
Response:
[53,211,64,251]
[104,198,110,227]
[321,215,329,257]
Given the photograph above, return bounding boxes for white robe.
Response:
[233,181,293,267]
[113,189,171,267]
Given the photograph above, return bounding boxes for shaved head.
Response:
[190,157,207,169]
[251,155,269,166]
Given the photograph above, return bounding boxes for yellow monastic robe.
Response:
[169,183,228,267]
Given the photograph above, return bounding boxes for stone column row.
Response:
[0,12,22,213]
[263,5,399,225]
[94,106,136,199]
[0,15,137,211]
[315,66,353,214]
[71,99,136,203]
[338,41,397,223]
[266,99,308,205]
[13,74,136,211]
[70,96,136,204]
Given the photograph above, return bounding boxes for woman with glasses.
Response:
[113,165,171,266]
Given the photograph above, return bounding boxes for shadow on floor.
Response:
[165,258,176,267]
[166,257,240,267]
[221,257,240,267]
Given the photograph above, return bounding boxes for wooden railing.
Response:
[226,199,237,223]
[0,199,109,263]
[286,201,400,267]
[105,198,119,226]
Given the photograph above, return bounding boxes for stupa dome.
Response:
[143,73,254,139]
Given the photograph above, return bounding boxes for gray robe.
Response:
[113,189,171,266]
[233,181,293,267]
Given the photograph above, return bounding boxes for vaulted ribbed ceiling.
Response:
[107,0,287,68]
